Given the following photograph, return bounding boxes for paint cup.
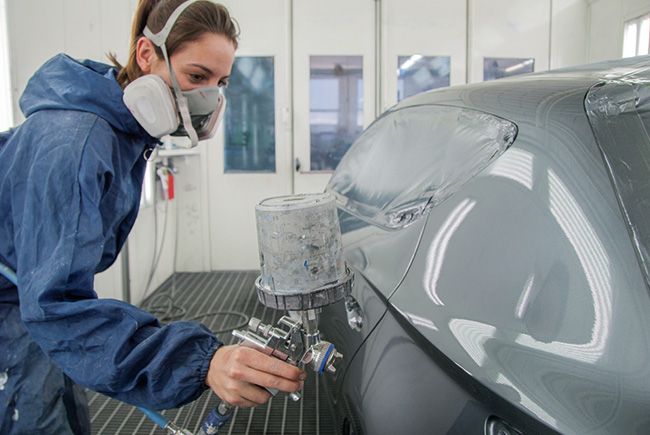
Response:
[255,193,346,296]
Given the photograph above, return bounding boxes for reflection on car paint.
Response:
[423,199,476,306]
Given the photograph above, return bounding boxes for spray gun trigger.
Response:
[300,350,314,365]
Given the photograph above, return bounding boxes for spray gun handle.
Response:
[230,315,341,408]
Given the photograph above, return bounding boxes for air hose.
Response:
[0,262,232,434]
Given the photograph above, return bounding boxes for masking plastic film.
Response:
[255,193,346,295]
[327,104,517,229]
[585,67,650,290]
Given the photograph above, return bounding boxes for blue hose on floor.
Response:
[137,406,171,431]
[0,261,232,434]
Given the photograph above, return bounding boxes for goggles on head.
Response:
[123,0,227,148]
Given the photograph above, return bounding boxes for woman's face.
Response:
[137,32,235,90]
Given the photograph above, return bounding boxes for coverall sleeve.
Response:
[14,115,221,410]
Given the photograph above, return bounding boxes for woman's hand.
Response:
[206,345,306,407]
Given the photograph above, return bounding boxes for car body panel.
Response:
[322,56,650,434]
[319,208,428,396]
[338,306,558,434]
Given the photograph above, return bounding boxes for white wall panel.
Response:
[588,0,650,62]
[381,0,467,111]
[128,198,177,306]
[622,0,650,18]
[8,0,132,123]
[94,253,124,301]
[7,0,65,123]
[98,0,133,64]
[0,0,13,130]
[551,0,588,68]
[588,0,624,61]
[62,0,102,59]
[173,153,211,273]
[469,0,551,83]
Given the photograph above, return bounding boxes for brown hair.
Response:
[108,0,239,88]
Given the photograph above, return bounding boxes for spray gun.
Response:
[119,193,351,435]
[234,266,353,388]
[197,193,353,434]
[248,192,352,384]
[234,312,342,395]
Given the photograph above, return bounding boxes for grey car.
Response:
[319,56,650,435]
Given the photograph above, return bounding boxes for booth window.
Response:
[623,13,650,58]
[483,58,534,81]
[397,55,450,101]
[224,56,276,173]
[310,55,364,172]
[0,0,12,131]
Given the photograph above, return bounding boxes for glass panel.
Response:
[638,17,650,56]
[310,55,364,171]
[483,58,534,81]
[328,105,517,229]
[224,56,275,172]
[624,21,639,57]
[397,55,451,101]
[585,67,650,291]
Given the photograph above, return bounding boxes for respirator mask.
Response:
[122,0,226,148]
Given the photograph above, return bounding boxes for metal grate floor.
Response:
[89,271,337,435]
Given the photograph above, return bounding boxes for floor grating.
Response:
[89,271,337,435]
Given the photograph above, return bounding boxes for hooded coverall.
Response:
[0,54,221,434]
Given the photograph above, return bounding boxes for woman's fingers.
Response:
[232,364,303,393]
[220,381,271,407]
[206,344,306,408]
[243,349,306,384]
[218,393,258,408]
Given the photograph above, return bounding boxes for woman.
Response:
[0,1,303,433]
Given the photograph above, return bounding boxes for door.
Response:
[292,0,377,194]
[207,0,293,270]
[381,0,468,111]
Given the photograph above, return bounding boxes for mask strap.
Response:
[160,44,199,146]
[142,0,200,147]
[142,0,199,47]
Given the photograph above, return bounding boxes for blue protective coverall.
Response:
[0,54,221,433]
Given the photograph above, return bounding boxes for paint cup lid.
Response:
[256,193,334,212]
